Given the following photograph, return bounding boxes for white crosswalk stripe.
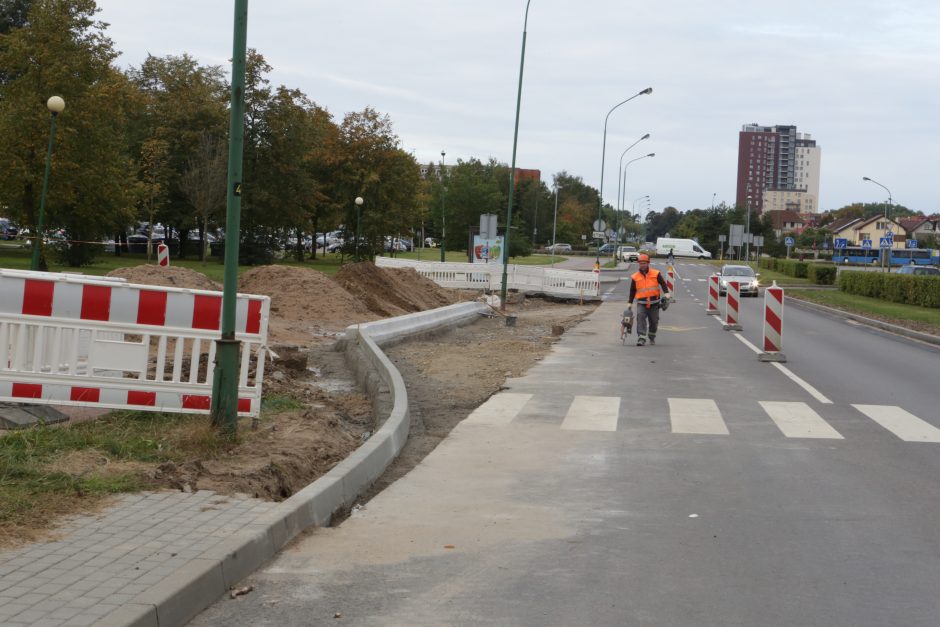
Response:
[852,404,940,442]
[463,393,532,426]
[760,401,843,439]
[561,396,620,431]
[668,398,729,435]
[462,394,939,444]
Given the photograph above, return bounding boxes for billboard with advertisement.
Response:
[472,235,504,264]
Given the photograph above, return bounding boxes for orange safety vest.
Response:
[632,268,662,307]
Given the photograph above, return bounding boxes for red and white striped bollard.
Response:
[759,281,786,362]
[706,274,720,315]
[157,243,170,267]
[723,280,742,331]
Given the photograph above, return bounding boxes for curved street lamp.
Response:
[614,134,650,244]
[595,87,652,262]
[862,176,893,272]
[500,0,533,310]
[619,153,655,221]
[31,96,66,271]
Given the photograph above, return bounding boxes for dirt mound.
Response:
[335,262,459,317]
[106,265,223,291]
[238,265,377,344]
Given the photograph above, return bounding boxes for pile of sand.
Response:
[106,265,223,291]
[335,262,458,317]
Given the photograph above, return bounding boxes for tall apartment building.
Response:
[735,124,821,213]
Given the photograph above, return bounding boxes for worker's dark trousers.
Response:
[636,303,660,340]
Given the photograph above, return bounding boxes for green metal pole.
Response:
[440,151,446,263]
[211,0,249,436]
[500,0,532,310]
[355,202,361,262]
[31,112,59,271]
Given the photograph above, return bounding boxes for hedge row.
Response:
[838,271,940,308]
[757,258,836,284]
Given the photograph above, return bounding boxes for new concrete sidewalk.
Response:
[0,302,488,627]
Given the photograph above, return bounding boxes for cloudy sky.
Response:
[95,0,940,215]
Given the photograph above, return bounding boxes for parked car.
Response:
[0,218,19,240]
[546,242,572,252]
[597,243,617,254]
[424,237,439,248]
[617,245,639,262]
[716,264,760,296]
[896,265,940,276]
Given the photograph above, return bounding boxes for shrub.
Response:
[838,271,940,308]
[808,265,837,285]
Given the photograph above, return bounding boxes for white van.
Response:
[656,237,712,259]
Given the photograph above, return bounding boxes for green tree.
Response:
[0,0,137,266]
[128,52,228,256]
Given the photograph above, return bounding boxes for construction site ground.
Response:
[0,262,596,547]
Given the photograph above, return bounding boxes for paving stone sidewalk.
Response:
[0,490,276,626]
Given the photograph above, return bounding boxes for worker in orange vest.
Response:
[627,254,671,346]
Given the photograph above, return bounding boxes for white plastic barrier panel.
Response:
[0,269,270,417]
[375,256,600,298]
[759,281,786,362]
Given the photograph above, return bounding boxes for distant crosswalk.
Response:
[464,393,940,443]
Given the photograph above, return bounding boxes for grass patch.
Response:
[788,289,940,331]
[0,411,234,545]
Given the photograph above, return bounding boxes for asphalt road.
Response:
[191,260,940,627]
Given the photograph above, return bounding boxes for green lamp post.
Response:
[31,95,66,271]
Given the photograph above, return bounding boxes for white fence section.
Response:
[0,269,270,417]
[375,257,600,298]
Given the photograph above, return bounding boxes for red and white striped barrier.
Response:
[157,243,169,267]
[759,281,786,362]
[0,269,270,417]
[666,266,675,295]
[706,274,720,315]
[723,280,742,331]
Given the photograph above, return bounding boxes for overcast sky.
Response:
[95,0,940,215]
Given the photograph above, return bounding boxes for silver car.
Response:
[716,265,760,297]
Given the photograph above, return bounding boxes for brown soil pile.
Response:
[335,262,459,317]
[238,265,377,344]
[106,265,223,291]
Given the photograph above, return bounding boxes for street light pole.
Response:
[711,192,717,211]
[596,88,653,264]
[500,0,532,310]
[615,134,650,221]
[551,181,561,267]
[211,0,248,435]
[440,151,446,262]
[31,96,65,272]
[744,196,752,265]
[354,196,364,262]
[863,176,893,272]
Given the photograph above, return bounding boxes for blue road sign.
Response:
[906,239,918,249]
[784,236,795,247]
[834,238,848,248]
[879,237,892,249]
[862,239,873,249]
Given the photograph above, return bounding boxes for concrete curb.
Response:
[786,296,940,346]
[100,301,489,627]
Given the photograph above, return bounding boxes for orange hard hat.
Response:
[638,253,650,262]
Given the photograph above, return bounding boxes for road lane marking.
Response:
[727,332,833,404]
[561,396,620,431]
[669,398,729,435]
[852,405,940,442]
[463,393,532,426]
[760,401,843,439]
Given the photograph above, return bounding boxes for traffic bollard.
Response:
[706,274,720,315]
[723,280,742,331]
[759,281,786,362]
